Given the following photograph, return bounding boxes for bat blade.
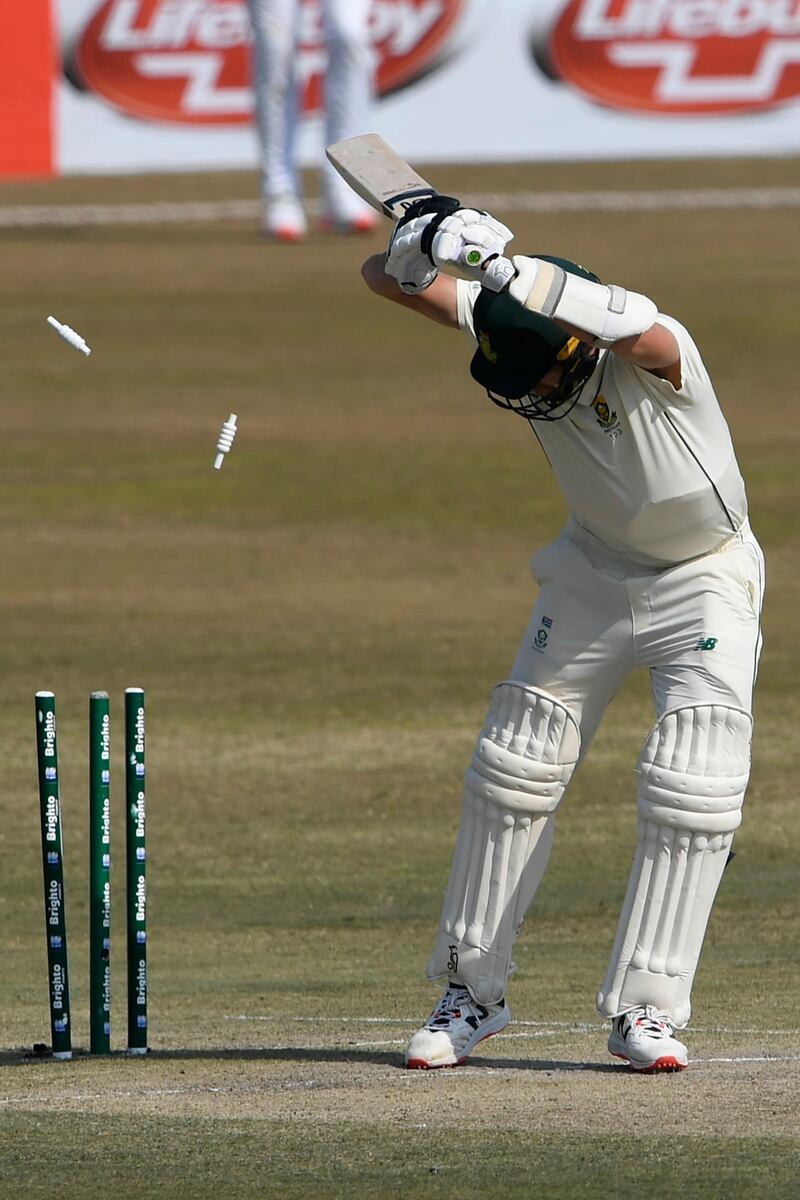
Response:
[325,133,438,220]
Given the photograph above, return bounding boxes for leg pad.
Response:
[597,705,752,1026]
[427,683,580,1004]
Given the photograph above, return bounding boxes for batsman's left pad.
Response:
[597,705,751,1028]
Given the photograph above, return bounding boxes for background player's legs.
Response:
[321,0,377,228]
[247,0,306,238]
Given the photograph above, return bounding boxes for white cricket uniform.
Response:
[457,279,765,748]
[246,0,374,218]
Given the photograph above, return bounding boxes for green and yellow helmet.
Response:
[470,255,601,421]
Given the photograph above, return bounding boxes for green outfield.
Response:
[0,158,798,1198]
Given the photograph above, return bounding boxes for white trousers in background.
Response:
[246,0,374,215]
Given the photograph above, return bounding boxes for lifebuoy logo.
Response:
[538,0,800,115]
[67,0,465,124]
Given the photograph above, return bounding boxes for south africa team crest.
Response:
[592,394,622,439]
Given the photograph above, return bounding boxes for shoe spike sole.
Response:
[612,1051,687,1073]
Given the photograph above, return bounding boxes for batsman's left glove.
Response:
[386,218,439,293]
[385,195,462,294]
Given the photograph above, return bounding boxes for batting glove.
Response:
[386,214,439,294]
[431,209,515,290]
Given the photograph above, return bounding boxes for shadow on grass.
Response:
[1,1044,622,1073]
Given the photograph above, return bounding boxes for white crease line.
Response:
[224,1016,604,1030]
[225,1015,420,1025]
[2,187,800,229]
[0,199,264,227]
[685,1027,800,1036]
[224,1015,800,1036]
[474,187,800,213]
[502,1031,596,1040]
[348,1039,406,1048]
[692,1055,800,1064]
[0,1086,224,1106]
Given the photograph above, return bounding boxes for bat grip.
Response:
[397,195,461,262]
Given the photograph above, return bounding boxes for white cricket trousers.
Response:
[511,519,765,754]
[246,0,374,212]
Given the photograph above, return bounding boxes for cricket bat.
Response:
[325,133,507,284]
[325,133,440,221]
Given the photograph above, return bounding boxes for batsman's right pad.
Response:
[427,683,580,1005]
[597,705,752,1028]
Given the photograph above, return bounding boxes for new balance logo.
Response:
[465,1006,489,1032]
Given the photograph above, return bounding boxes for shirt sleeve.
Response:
[456,279,482,342]
[629,313,714,411]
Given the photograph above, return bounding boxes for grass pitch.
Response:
[0,158,798,1198]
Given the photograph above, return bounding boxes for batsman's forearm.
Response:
[361,254,459,327]
[506,256,657,349]
[361,252,398,297]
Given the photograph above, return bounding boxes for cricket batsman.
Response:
[361,200,765,1072]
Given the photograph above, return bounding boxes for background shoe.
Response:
[322,209,379,235]
[404,985,510,1069]
[263,195,307,242]
[608,1004,688,1072]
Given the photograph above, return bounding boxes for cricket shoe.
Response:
[404,985,510,1069]
[608,1005,688,1073]
[321,208,379,235]
[263,194,307,242]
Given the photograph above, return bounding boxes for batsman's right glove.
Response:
[429,207,516,291]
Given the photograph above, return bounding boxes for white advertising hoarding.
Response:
[56,0,800,175]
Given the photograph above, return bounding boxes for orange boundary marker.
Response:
[0,0,56,178]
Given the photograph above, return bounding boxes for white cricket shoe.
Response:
[322,203,379,235]
[404,985,510,1070]
[263,194,307,242]
[608,1005,688,1073]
